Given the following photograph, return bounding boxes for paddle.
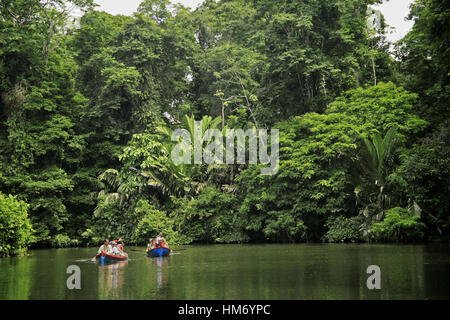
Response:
[128,248,147,254]
[128,248,187,253]
[91,252,100,262]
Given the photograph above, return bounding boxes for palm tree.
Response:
[94,169,126,217]
[357,126,398,236]
[362,125,398,190]
[140,114,224,197]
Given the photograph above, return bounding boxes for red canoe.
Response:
[96,251,128,263]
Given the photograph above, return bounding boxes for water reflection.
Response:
[0,245,449,300]
[0,255,35,300]
[147,256,170,289]
[98,260,128,299]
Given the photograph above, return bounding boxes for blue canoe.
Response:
[147,247,170,257]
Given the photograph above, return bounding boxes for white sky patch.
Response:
[373,0,415,43]
[92,0,203,15]
[91,0,414,42]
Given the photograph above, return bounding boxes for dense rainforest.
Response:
[0,0,449,256]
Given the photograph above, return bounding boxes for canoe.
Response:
[147,247,171,257]
[96,251,128,264]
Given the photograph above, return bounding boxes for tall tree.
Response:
[397,0,450,127]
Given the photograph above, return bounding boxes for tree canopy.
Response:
[0,0,448,253]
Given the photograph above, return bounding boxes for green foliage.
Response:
[50,234,77,248]
[370,207,425,242]
[396,0,450,127]
[247,0,389,119]
[356,126,399,220]
[392,123,450,239]
[0,0,448,249]
[0,44,84,245]
[328,83,429,239]
[196,42,267,127]
[323,216,361,243]
[133,199,184,245]
[85,194,128,243]
[327,82,428,139]
[122,114,224,198]
[138,0,172,25]
[0,192,33,257]
[362,126,398,187]
[238,112,361,241]
[171,187,248,244]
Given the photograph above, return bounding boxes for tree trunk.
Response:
[43,20,55,65]
[371,54,377,86]
[221,100,225,129]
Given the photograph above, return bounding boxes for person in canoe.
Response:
[146,238,155,253]
[117,237,125,250]
[111,237,126,255]
[155,232,172,252]
[111,241,122,256]
[155,232,167,248]
[146,233,173,257]
[98,239,113,255]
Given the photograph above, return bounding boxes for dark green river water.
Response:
[0,244,449,300]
